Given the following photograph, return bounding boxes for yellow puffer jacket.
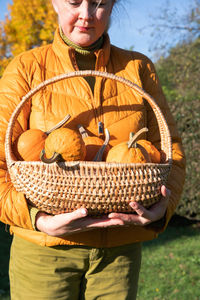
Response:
[0,28,186,247]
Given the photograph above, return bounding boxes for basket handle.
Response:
[5,70,172,167]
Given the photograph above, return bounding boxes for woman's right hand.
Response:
[35,208,125,237]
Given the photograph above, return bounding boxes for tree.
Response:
[155,39,200,220]
[156,38,200,101]
[0,21,10,76]
[0,0,57,76]
[169,98,200,220]
[148,0,200,220]
[143,0,200,59]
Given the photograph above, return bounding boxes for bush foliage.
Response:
[156,39,200,220]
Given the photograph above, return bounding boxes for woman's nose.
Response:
[78,2,94,20]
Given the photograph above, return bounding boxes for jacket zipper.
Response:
[70,48,105,137]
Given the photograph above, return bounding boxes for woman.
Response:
[0,0,186,299]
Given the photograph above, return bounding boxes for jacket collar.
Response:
[52,27,111,72]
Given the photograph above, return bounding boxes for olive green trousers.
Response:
[9,235,142,300]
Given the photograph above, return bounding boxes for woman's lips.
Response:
[77,26,93,32]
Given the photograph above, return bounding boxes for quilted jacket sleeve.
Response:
[0,55,33,229]
[140,57,186,231]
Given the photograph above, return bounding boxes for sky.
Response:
[0,0,195,61]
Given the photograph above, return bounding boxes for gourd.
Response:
[129,127,161,163]
[40,127,86,163]
[13,129,47,161]
[13,114,71,161]
[106,128,151,164]
[78,125,110,161]
[137,140,161,163]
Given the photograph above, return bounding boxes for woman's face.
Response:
[52,0,114,47]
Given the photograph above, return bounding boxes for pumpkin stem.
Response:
[77,124,88,139]
[40,149,63,164]
[128,127,148,149]
[45,114,71,135]
[93,128,110,162]
[133,142,138,148]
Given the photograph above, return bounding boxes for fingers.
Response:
[87,217,124,227]
[51,208,88,227]
[108,212,134,223]
[161,185,171,198]
[61,208,88,222]
[108,209,147,225]
[129,202,148,217]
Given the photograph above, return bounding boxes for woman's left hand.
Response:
[107,185,171,226]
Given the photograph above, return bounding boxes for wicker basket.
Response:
[5,70,172,215]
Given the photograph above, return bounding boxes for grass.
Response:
[0,219,200,300]
[137,220,200,300]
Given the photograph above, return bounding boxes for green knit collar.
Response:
[59,26,103,55]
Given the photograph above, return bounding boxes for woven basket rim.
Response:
[10,160,171,167]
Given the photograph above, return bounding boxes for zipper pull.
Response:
[98,121,104,136]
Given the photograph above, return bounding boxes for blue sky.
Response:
[108,0,194,59]
[0,0,195,60]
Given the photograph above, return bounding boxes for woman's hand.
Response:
[108,185,171,226]
[35,207,125,237]
[35,185,171,237]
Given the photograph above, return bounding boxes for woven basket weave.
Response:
[5,70,172,215]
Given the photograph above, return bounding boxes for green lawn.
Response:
[0,220,199,300]
[137,223,200,300]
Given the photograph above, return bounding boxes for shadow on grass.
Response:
[143,214,200,248]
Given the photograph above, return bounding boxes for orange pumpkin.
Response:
[106,129,151,164]
[13,129,47,161]
[78,125,110,161]
[41,127,86,163]
[137,140,161,163]
[13,114,71,162]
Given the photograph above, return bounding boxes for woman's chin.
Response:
[70,34,99,47]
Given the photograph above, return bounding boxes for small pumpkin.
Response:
[41,127,86,163]
[13,114,71,161]
[106,128,151,164]
[129,127,161,163]
[78,125,110,161]
[137,140,161,163]
[13,129,47,161]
